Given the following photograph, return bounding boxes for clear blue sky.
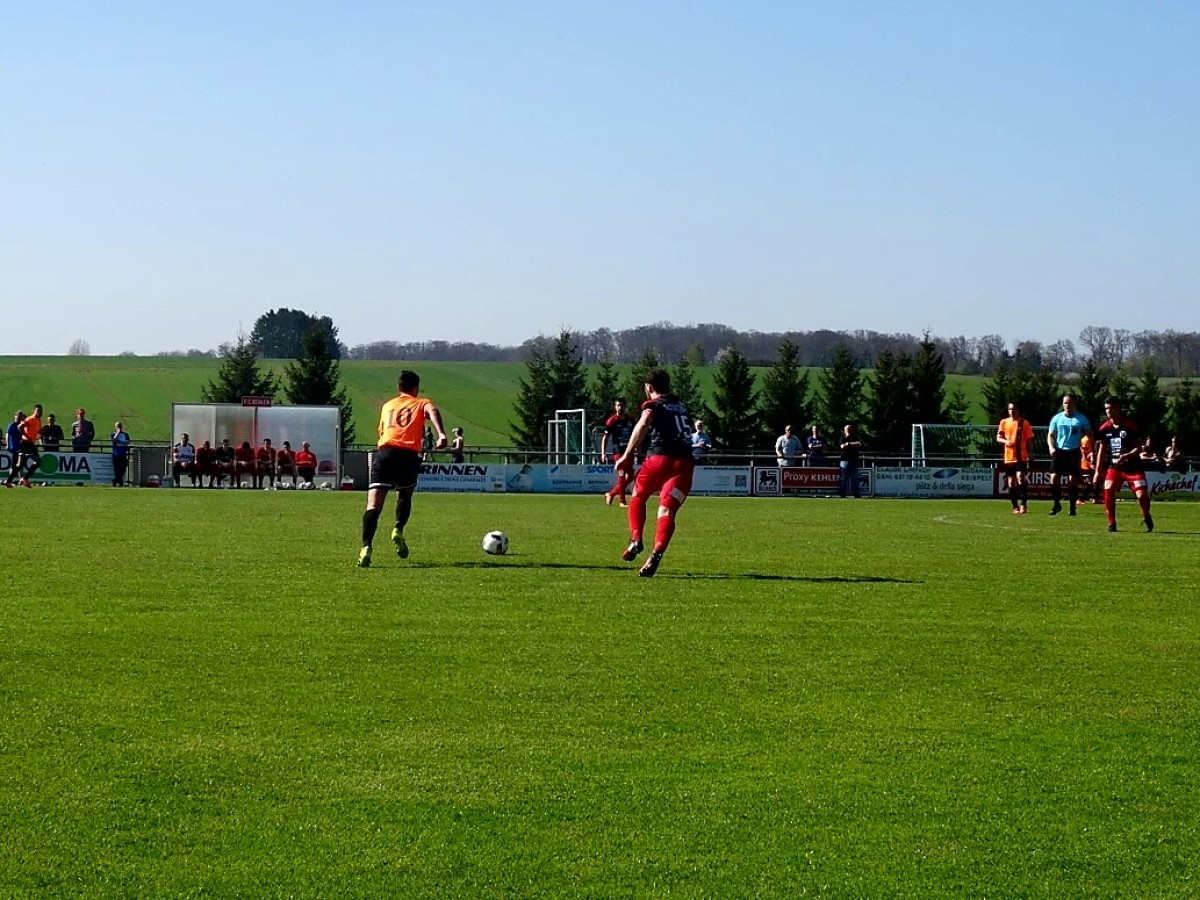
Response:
[3,1,1197,356]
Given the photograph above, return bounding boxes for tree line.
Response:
[511,331,1200,458]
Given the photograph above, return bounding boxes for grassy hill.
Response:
[0,356,994,446]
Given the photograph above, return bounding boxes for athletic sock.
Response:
[1137,492,1152,518]
[395,493,413,533]
[1050,484,1061,507]
[361,508,382,547]
[627,495,647,543]
[1104,488,1117,526]
[1068,483,1078,511]
[653,515,676,555]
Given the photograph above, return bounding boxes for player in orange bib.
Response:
[357,370,447,567]
[996,401,1034,514]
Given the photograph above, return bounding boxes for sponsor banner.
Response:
[0,451,113,484]
[692,466,752,496]
[876,467,994,498]
[991,467,1200,499]
[1146,470,1199,497]
[752,466,873,497]
[417,463,505,492]
[504,464,615,494]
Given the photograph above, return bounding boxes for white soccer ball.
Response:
[482,530,509,556]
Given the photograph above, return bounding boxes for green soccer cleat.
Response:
[391,527,409,559]
[357,546,372,568]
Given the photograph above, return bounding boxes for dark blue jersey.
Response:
[642,394,694,460]
[604,413,635,456]
[1097,417,1145,473]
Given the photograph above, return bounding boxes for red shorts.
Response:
[1102,468,1147,492]
[633,455,694,509]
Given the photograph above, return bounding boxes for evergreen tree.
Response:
[911,334,950,424]
[670,354,706,421]
[623,349,661,409]
[201,333,278,403]
[817,343,866,436]
[981,363,1059,425]
[1130,362,1169,446]
[708,346,760,457]
[1168,376,1200,452]
[1106,367,1136,411]
[1073,358,1112,427]
[283,326,355,445]
[866,349,915,453]
[588,356,622,426]
[250,308,341,359]
[759,339,812,440]
[509,331,588,450]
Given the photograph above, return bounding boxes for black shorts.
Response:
[1050,448,1082,477]
[1002,461,1028,476]
[370,445,422,491]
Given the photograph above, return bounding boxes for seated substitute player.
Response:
[615,369,695,578]
[996,401,1034,514]
[1093,396,1154,533]
[357,370,448,568]
[601,398,636,508]
[275,440,298,485]
[1046,393,1090,517]
[172,433,199,487]
[295,441,318,485]
[195,440,217,487]
[213,438,236,487]
[234,440,256,488]
[254,438,277,489]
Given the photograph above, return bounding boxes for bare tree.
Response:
[68,339,90,356]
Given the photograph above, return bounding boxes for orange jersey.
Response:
[378,394,434,451]
[21,415,41,443]
[997,417,1034,464]
[1080,434,1094,471]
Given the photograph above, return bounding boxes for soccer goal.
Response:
[911,423,1050,467]
[547,409,590,465]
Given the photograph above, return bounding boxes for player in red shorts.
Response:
[614,369,695,577]
[600,399,636,507]
[1093,396,1153,533]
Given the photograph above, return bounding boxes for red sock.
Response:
[614,470,629,502]
[627,495,647,543]
[654,514,676,554]
[1104,488,1116,525]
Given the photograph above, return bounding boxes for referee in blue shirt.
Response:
[1047,393,1091,516]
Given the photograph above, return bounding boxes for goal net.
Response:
[547,409,590,465]
[911,423,1050,467]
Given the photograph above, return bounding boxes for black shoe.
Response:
[1049,505,1061,516]
[1068,508,1077,517]
[1108,524,1118,533]
[1144,516,1154,533]
[639,552,663,578]
[622,540,643,562]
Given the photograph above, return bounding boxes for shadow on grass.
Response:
[386,559,918,584]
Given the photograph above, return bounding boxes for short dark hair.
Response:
[645,369,671,394]
[398,370,420,394]
[1104,395,1122,407]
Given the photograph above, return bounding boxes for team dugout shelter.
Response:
[172,402,341,483]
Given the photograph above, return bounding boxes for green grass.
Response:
[0,356,1000,447]
[3,490,1198,897]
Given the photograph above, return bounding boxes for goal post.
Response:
[911,423,1050,467]
[547,409,590,465]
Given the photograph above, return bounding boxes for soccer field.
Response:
[3,490,1198,897]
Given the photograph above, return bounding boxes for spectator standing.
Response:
[295,441,318,485]
[450,427,466,464]
[1138,438,1165,473]
[691,420,713,463]
[41,414,64,451]
[806,426,827,466]
[4,411,26,487]
[838,424,863,498]
[111,421,131,486]
[172,433,199,487]
[1164,436,1186,473]
[422,426,435,461]
[71,408,95,452]
[775,425,802,467]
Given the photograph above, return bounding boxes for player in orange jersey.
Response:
[15,404,44,486]
[996,401,1034,514]
[357,370,447,567]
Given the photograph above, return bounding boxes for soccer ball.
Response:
[482,530,509,556]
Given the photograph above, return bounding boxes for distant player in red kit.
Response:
[615,369,695,578]
[601,399,636,507]
[1093,396,1154,533]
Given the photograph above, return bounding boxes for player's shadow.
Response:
[435,559,918,583]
